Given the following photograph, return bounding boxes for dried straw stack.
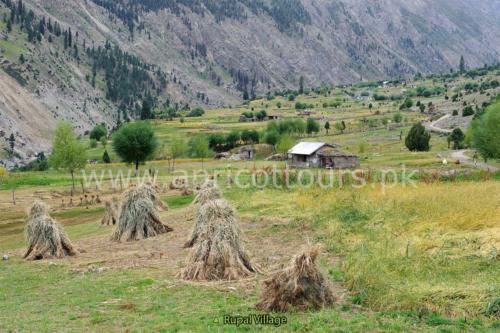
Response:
[24,201,78,260]
[111,184,173,241]
[180,199,257,280]
[256,245,334,311]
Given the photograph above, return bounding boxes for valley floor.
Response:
[0,174,499,332]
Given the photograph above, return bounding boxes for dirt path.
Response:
[450,150,499,172]
[424,114,452,134]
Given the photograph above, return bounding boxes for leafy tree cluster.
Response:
[413,86,446,98]
[295,102,314,110]
[241,110,267,120]
[186,107,205,117]
[207,129,260,152]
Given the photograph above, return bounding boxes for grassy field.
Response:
[0,179,499,332]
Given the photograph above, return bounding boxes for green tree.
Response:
[89,124,107,141]
[459,55,466,73]
[188,134,211,169]
[299,75,305,94]
[264,130,279,148]
[50,122,87,192]
[405,123,431,152]
[100,137,108,149]
[112,121,158,174]
[324,121,330,135]
[226,130,241,149]
[8,133,15,152]
[403,98,414,109]
[393,112,403,123]
[276,135,294,156]
[335,121,346,134]
[450,128,465,150]
[102,150,111,163]
[140,100,153,120]
[306,118,320,135]
[208,133,226,152]
[471,101,500,160]
[241,129,259,144]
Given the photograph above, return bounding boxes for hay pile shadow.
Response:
[101,199,118,226]
[256,245,334,312]
[23,201,78,260]
[111,184,173,242]
[180,199,257,280]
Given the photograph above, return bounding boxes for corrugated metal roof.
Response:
[288,142,329,155]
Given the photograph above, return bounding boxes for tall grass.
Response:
[229,180,500,317]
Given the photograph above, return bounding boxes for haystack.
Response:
[256,245,334,312]
[184,180,222,247]
[23,201,78,260]
[192,180,222,206]
[101,200,118,226]
[180,199,257,280]
[111,184,173,242]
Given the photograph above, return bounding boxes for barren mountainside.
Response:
[1,0,499,160]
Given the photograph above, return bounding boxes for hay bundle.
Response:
[192,180,222,206]
[111,184,173,242]
[169,178,187,190]
[23,201,78,260]
[101,200,118,226]
[256,245,334,312]
[184,181,222,248]
[180,199,257,280]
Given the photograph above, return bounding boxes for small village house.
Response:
[288,142,359,169]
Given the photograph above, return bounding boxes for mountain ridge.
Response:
[1,0,499,161]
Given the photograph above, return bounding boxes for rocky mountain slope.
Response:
[1,0,500,162]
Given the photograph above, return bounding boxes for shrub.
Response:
[187,107,205,117]
[393,112,403,123]
[405,123,431,151]
[463,106,475,117]
[89,139,98,148]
